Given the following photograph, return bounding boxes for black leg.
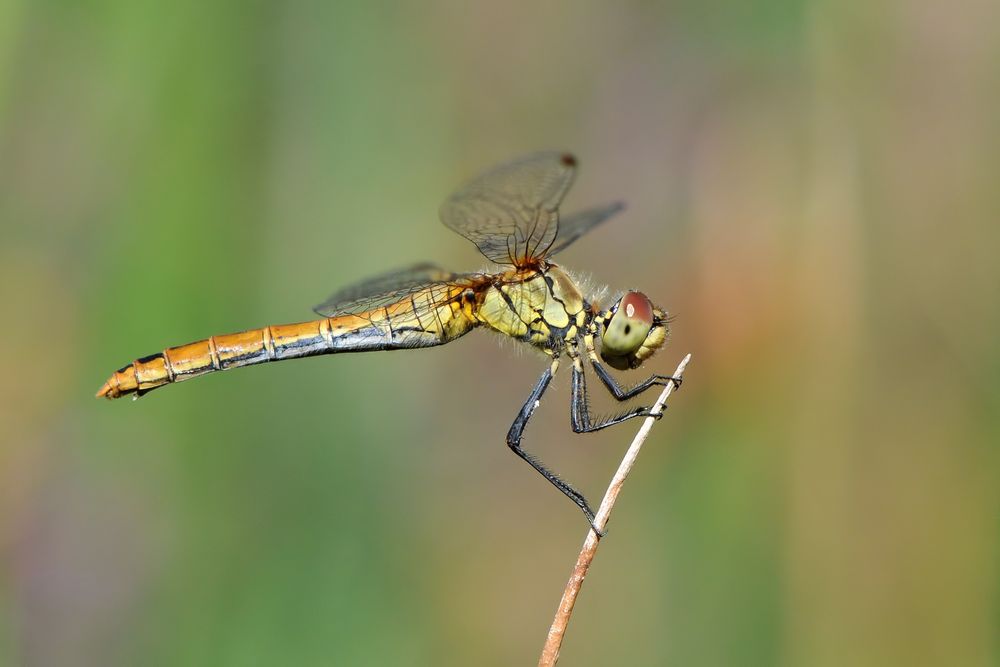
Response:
[506,361,601,531]
[590,358,682,401]
[572,360,663,433]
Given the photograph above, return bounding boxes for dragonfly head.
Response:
[599,291,669,371]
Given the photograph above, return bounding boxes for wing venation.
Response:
[440,152,577,266]
[544,201,625,258]
[313,263,475,317]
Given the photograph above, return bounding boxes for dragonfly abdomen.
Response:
[97,323,309,399]
[97,305,477,400]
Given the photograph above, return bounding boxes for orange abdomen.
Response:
[97,321,327,399]
[96,289,480,400]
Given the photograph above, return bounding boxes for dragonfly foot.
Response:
[638,407,665,420]
[653,375,682,390]
[586,515,606,537]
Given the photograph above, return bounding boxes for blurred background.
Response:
[1,1,997,665]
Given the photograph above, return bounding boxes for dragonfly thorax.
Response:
[475,265,587,353]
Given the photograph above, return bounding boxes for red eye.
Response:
[620,292,653,326]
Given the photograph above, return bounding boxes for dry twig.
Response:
[537,353,692,667]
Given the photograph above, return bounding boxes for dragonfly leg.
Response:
[589,357,682,401]
[571,359,664,433]
[506,359,603,533]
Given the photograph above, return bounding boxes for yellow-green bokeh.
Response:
[1,1,997,665]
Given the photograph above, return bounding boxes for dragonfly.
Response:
[97,152,679,528]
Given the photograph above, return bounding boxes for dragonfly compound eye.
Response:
[600,291,655,369]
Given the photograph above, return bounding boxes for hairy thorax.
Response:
[476,264,587,353]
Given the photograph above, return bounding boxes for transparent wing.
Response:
[313,263,473,317]
[439,152,578,266]
[544,201,625,258]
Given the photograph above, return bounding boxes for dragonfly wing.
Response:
[313,263,472,317]
[545,201,625,258]
[440,152,577,266]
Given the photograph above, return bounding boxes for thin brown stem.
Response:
[537,353,692,667]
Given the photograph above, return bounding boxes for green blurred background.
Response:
[1,1,997,665]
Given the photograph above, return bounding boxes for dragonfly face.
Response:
[97,152,679,531]
[597,291,669,370]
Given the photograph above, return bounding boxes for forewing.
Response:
[313,263,471,317]
[545,201,625,258]
[439,152,577,266]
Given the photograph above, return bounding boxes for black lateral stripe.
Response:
[497,284,529,325]
[384,305,394,343]
[409,293,424,330]
[220,348,269,368]
[541,271,569,310]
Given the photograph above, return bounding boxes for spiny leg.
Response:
[582,332,681,401]
[571,357,663,433]
[506,358,600,530]
[589,358,682,401]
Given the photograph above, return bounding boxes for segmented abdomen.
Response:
[97,289,477,399]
